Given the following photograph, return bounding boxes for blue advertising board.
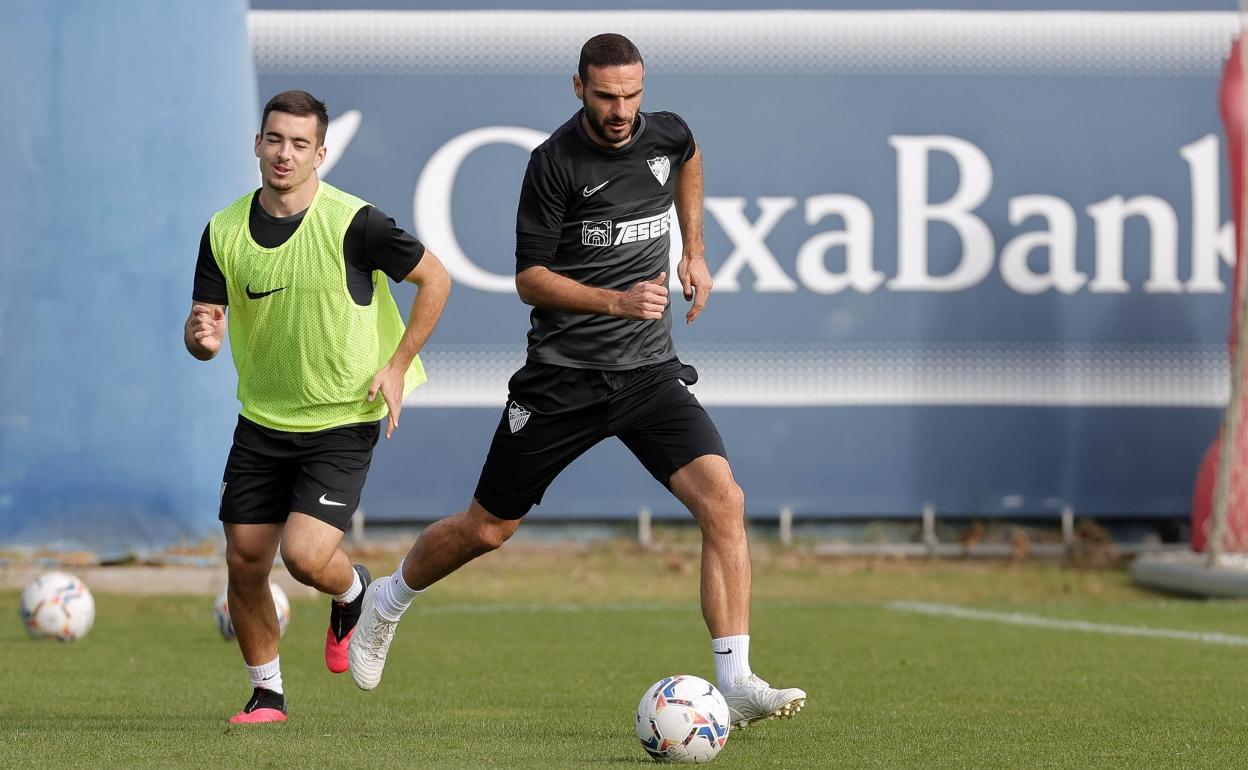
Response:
[244,8,1244,520]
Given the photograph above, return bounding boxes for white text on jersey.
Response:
[612,211,670,246]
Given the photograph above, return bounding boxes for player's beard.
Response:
[583,104,635,145]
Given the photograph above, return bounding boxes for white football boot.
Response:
[347,579,398,690]
[721,674,807,729]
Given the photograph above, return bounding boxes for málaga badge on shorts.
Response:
[647,155,670,186]
[508,401,531,433]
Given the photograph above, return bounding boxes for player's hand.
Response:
[190,304,226,354]
[677,255,712,324]
[615,272,669,320]
[368,363,406,439]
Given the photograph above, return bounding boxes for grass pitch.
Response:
[3,542,1248,768]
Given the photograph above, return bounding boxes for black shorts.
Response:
[473,358,727,520]
[219,416,380,530]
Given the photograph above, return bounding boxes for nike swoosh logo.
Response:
[319,494,346,507]
[713,649,733,655]
[582,180,610,197]
[246,284,287,300]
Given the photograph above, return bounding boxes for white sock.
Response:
[711,635,752,691]
[374,564,423,622]
[246,656,283,695]
[333,566,363,604]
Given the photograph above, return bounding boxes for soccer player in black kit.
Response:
[350,34,806,728]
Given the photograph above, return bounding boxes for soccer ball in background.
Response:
[20,571,96,641]
[636,674,731,763]
[213,582,291,641]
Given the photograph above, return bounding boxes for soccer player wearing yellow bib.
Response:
[184,91,450,724]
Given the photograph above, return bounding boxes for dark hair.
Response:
[261,90,328,145]
[577,33,643,84]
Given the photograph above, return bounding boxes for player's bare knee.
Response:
[461,512,514,552]
[694,484,746,540]
[695,480,745,520]
[226,545,270,580]
[282,559,315,586]
[463,501,519,551]
[474,516,518,551]
[278,540,324,585]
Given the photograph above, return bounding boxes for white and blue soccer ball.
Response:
[636,674,731,763]
[20,571,95,641]
[213,582,290,640]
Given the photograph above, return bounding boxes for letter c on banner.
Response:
[414,126,548,292]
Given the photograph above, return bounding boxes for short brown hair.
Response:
[578,33,643,84]
[261,90,328,145]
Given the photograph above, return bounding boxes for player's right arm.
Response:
[184,303,226,360]
[186,223,228,361]
[514,149,668,320]
[516,266,668,320]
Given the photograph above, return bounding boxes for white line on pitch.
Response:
[887,601,1248,647]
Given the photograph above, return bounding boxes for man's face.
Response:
[254,111,325,193]
[574,62,644,146]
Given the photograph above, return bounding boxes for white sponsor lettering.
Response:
[1086,194,1179,293]
[795,195,881,294]
[320,111,361,179]
[407,126,1232,296]
[613,211,670,245]
[705,197,799,292]
[413,126,547,292]
[1182,134,1235,293]
[887,134,995,292]
[999,195,1083,295]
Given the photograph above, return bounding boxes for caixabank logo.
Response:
[253,10,1241,298]
[406,126,1235,296]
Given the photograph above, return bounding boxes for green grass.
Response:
[3,545,1248,767]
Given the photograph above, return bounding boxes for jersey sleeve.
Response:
[192,223,229,305]
[515,149,567,273]
[345,206,426,283]
[668,112,697,164]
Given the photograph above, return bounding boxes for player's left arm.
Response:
[675,143,710,324]
[369,250,451,438]
[351,206,452,438]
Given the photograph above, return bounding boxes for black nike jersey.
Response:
[515,109,696,370]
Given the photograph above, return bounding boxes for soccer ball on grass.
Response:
[636,674,731,763]
[213,581,291,640]
[20,571,95,641]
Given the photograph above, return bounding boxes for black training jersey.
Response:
[515,110,696,370]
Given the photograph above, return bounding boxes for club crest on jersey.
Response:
[647,155,670,186]
[508,401,531,433]
[582,220,612,247]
